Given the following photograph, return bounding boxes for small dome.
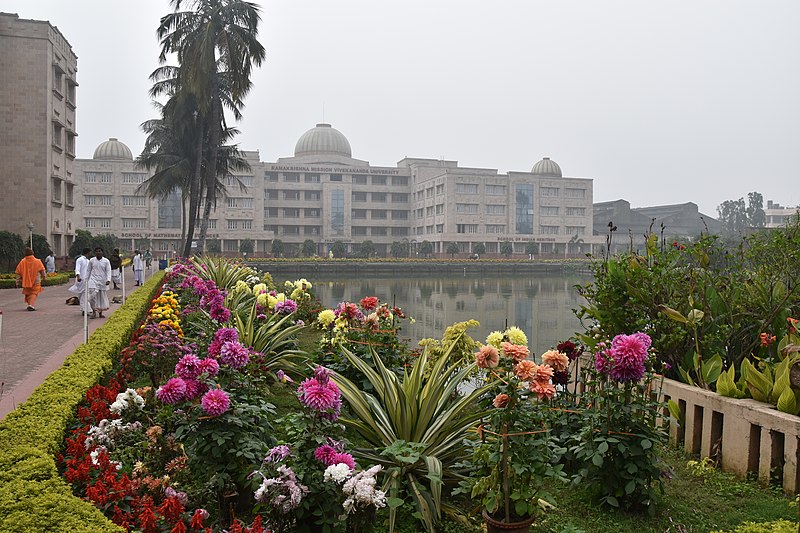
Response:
[294,123,352,158]
[532,157,562,177]
[93,138,133,160]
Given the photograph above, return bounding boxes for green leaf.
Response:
[702,354,723,385]
[597,441,609,454]
[592,453,604,467]
[606,495,619,507]
[641,439,652,450]
[387,497,404,508]
[668,399,683,425]
[686,309,705,326]
[777,387,799,415]
[658,305,687,324]
[741,358,773,402]
[625,480,636,494]
[514,499,528,518]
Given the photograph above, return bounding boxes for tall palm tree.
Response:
[156,0,265,253]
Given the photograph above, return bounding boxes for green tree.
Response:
[472,242,486,256]
[331,240,346,258]
[156,0,265,255]
[717,198,748,235]
[239,238,254,254]
[0,231,24,271]
[301,239,317,257]
[93,234,119,255]
[390,240,409,258]
[69,229,95,258]
[747,191,766,228]
[500,241,514,257]
[31,234,52,261]
[446,241,460,257]
[207,238,222,253]
[419,240,433,257]
[270,239,283,258]
[357,239,376,258]
[524,241,538,257]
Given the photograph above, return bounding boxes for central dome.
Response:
[531,157,562,177]
[294,123,352,158]
[93,138,133,160]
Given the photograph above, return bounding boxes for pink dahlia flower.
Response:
[201,388,230,416]
[475,345,500,369]
[198,357,220,378]
[493,393,510,408]
[208,328,238,357]
[175,354,202,380]
[501,342,530,362]
[156,378,186,404]
[514,360,538,381]
[529,380,556,400]
[220,340,250,369]
[331,452,356,470]
[298,378,341,414]
[359,296,379,311]
[182,379,208,400]
[314,444,338,465]
[541,350,569,372]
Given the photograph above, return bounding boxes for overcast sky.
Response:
[5,0,798,215]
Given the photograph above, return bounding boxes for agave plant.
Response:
[333,336,492,532]
[190,255,259,290]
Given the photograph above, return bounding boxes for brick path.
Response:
[0,276,146,418]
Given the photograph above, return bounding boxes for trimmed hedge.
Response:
[0,273,71,290]
[0,272,165,532]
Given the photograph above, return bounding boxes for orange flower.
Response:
[788,317,798,334]
[501,342,530,362]
[475,345,500,368]
[759,332,776,347]
[493,393,510,408]
[514,360,538,381]
[541,350,569,372]
[529,380,556,400]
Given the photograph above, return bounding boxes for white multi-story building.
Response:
[765,200,799,228]
[75,123,604,257]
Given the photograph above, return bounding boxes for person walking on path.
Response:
[132,250,144,286]
[44,253,56,274]
[14,248,46,311]
[109,248,122,290]
[87,247,112,319]
[144,249,152,270]
[72,248,92,316]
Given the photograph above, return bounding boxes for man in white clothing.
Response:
[87,247,112,318]
[132,250,144,286]
[73,248,92,315]
[45,253,56,273]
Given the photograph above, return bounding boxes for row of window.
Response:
[85,172,148,184]
[426,184,587,199]
[51,180,75,205]
[84,195,148,207]
[265,172,409,186]
[438,204,587,216]
[413,225,586,235]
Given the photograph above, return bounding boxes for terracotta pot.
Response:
[482,509,536,533]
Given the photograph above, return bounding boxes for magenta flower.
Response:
[314,444,337,465]
[201,388,230,416]
[331,452,356,470]
[156,378,186,404]
[266,445,292,463]
[298,367,341,418]
[594,349,613,376]
[274,299,298,314]
[219,340,250,369]
[182,379,208,400]
[198,357,220,377]
[175,354,202,380]
[210,304,231,323]
[208,328,238,357]
[611,333,650,360]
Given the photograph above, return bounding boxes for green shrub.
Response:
[711,520,799,533]
[0,273,69,290]
[0,273,164,532]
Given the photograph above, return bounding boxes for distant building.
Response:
[0,13,79,255]
[75,124,606,257]
[593,199,720,252]
[765,200,799,228]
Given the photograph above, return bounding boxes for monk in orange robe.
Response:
[15,248,46,311]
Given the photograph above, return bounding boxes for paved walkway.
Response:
[0,279,145,419]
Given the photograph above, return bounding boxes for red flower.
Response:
[189,509,207,530]
[157,496,186,524]
[170,521,187,533]
[360,296,379,311]
[759,332,776,347]
[137,496,158,533]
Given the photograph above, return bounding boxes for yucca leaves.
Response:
[333,337,493,532]
[231,302,308,376]
[189,255,255,289]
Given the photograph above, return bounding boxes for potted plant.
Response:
[465,327,566,532]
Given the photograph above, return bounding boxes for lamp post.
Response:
[26,222,34,251]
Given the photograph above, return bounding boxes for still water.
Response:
[309,271,591,357]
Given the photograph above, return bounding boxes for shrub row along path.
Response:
[0,279,147,418]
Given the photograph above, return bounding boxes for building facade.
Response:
[75,123,604,257]
[0,13,79,255]
[765,200,799,228]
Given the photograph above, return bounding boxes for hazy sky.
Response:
[4,0,799,215]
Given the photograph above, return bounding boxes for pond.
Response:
[309,271,591,357]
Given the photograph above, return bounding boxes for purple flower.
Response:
[175,354,202,380]
[156,378,186,404]
[298,367,341,418]
[314,444,337,465]
[274,299,298,314]
[266,445,292,463]
[210,304,231,323]
[594,349,612,376]
[276,370,294,384]
[201,388,230,416]
[208,328,238,357]
[197,357,220,377]
[183,379,208,400]
[219,340,250,369]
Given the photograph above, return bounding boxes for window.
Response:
[372,226,388,236]
[123,195,147,207]
[122,218,147,229]
[426,225,434,234]
[283,173,300,183]
[416,208,424,218]
[85,195,112,206]
[52,179,62,203]
[283,191,300,201]
[435,184,444,195]
[457,224,479,233]
[372,175,387,186]
[226,175,253,187]
[227,220,238,230]
[352,227,368,236]
[241,220,252,229]
[158,191,181,229]
[391,210,409,220]
[226,197,253,208]
[392,176,409,186]
[565,207,586,216]
[372,192,387,202]
[456,203,478,214]
[565,188,586,199]
[52,122,63,148]
[391,227,409,236]
[426,206,434,217]
[391,193,409,203]
[66,79,76,104]
[486,204,505,215]
[304,191,321,201]
[304,226,321,235]
[330,174,343,182]
[436,224,444,233]
[540,225,559,234]
[65,184,74,206]
[305,208,321,218]
[486,224,506,234]
[265,172,278,182]
[224,240,238,252]
[284,208,301,218]
[353,175,368,185]
[66,132,76,155]
[435,204,444,215]
[372,209,387,219]
[331,190,344,234]
[486,184,506,195]
[566,226,585,236]
[207,220,217,229]
[305,174,320,183]
[85,172,111,184]
[122,173,146,184]
[426,187,434,198]
[53,67,64,93]
[265,189,279,200]
[352,209,368,219]
[541,206,559,216]
[416,190,424,201]
[516,184,534,234]
[456,183,479,194]
[264,207,278,218]
[540,187,560,197]
[352,192,368,202]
